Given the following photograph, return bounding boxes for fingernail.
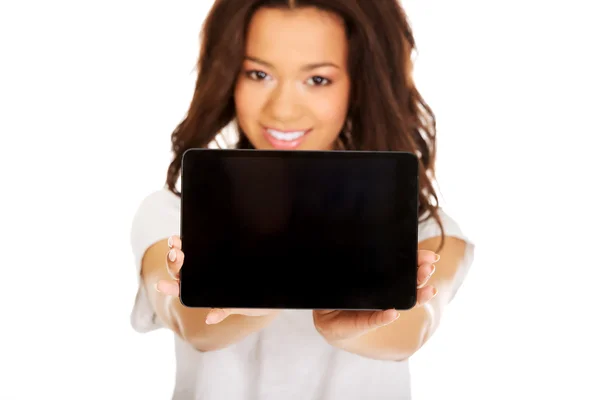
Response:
[429,264,436,278]
[154,282,161,292]
[168,249,176,262]
[417,265,435,289]
[434,254,441,262]
[205,313,219,325]
[432,287,438,298]
[168,236,173,248]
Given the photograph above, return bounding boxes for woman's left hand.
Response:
[313,249,440,343]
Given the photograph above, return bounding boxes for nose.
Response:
[264,81,302,124]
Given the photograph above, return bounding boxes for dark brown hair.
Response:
[166,0,445,247]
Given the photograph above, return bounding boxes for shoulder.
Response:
[133,187,180,216]
[418,207,475,302]
[130,188,181,266]
[418,207,471,245]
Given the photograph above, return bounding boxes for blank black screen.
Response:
[179,149,419,310]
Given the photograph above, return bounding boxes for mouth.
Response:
[263,127,312,149]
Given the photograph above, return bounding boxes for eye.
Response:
[307,76,331,86]
[246,70,271,81]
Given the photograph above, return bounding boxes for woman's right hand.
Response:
[155,235,279,325]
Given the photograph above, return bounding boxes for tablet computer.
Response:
[179,149,420,310]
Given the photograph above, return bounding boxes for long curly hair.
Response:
[166,0,445,247]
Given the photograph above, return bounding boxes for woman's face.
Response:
[234,7,350,151]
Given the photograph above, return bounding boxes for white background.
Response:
[1,0,598,399]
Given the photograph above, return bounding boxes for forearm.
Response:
[333,236,467,361]
[141,239,278,352]
[166,298,279,352]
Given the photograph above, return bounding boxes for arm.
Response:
[140,238,278,352]
[327,236,468,361]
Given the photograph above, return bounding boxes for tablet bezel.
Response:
[178,148,420,311]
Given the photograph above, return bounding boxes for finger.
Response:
[167,235,182,250]
[166,248,185,279]
[205,308,232,325]
[416,263,436,289]
[416,285,438,306]
[155,279,180,296]
[418,249,440,265]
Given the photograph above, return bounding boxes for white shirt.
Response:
[130,188,475,400]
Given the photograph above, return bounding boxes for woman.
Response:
[130,0,475,398]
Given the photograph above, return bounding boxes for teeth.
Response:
[267,129,307,141]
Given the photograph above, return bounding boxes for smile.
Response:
[264,127,312,149]
[266,128,310,141]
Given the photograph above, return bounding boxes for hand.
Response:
[155,235,279,325]
[313,249,440,343]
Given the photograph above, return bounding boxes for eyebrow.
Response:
[245,56,340,71]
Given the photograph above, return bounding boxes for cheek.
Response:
[234,80,264,125]
[311,85,349,132]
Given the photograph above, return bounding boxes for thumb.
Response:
[205,308,232,325]
[351,309,400,334]
[316,309,400,342]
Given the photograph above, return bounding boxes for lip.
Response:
[263,127,312,150]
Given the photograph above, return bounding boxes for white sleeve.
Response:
[129,188,181,333]
[418,208,475,303]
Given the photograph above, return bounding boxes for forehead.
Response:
[245,7,347,65]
